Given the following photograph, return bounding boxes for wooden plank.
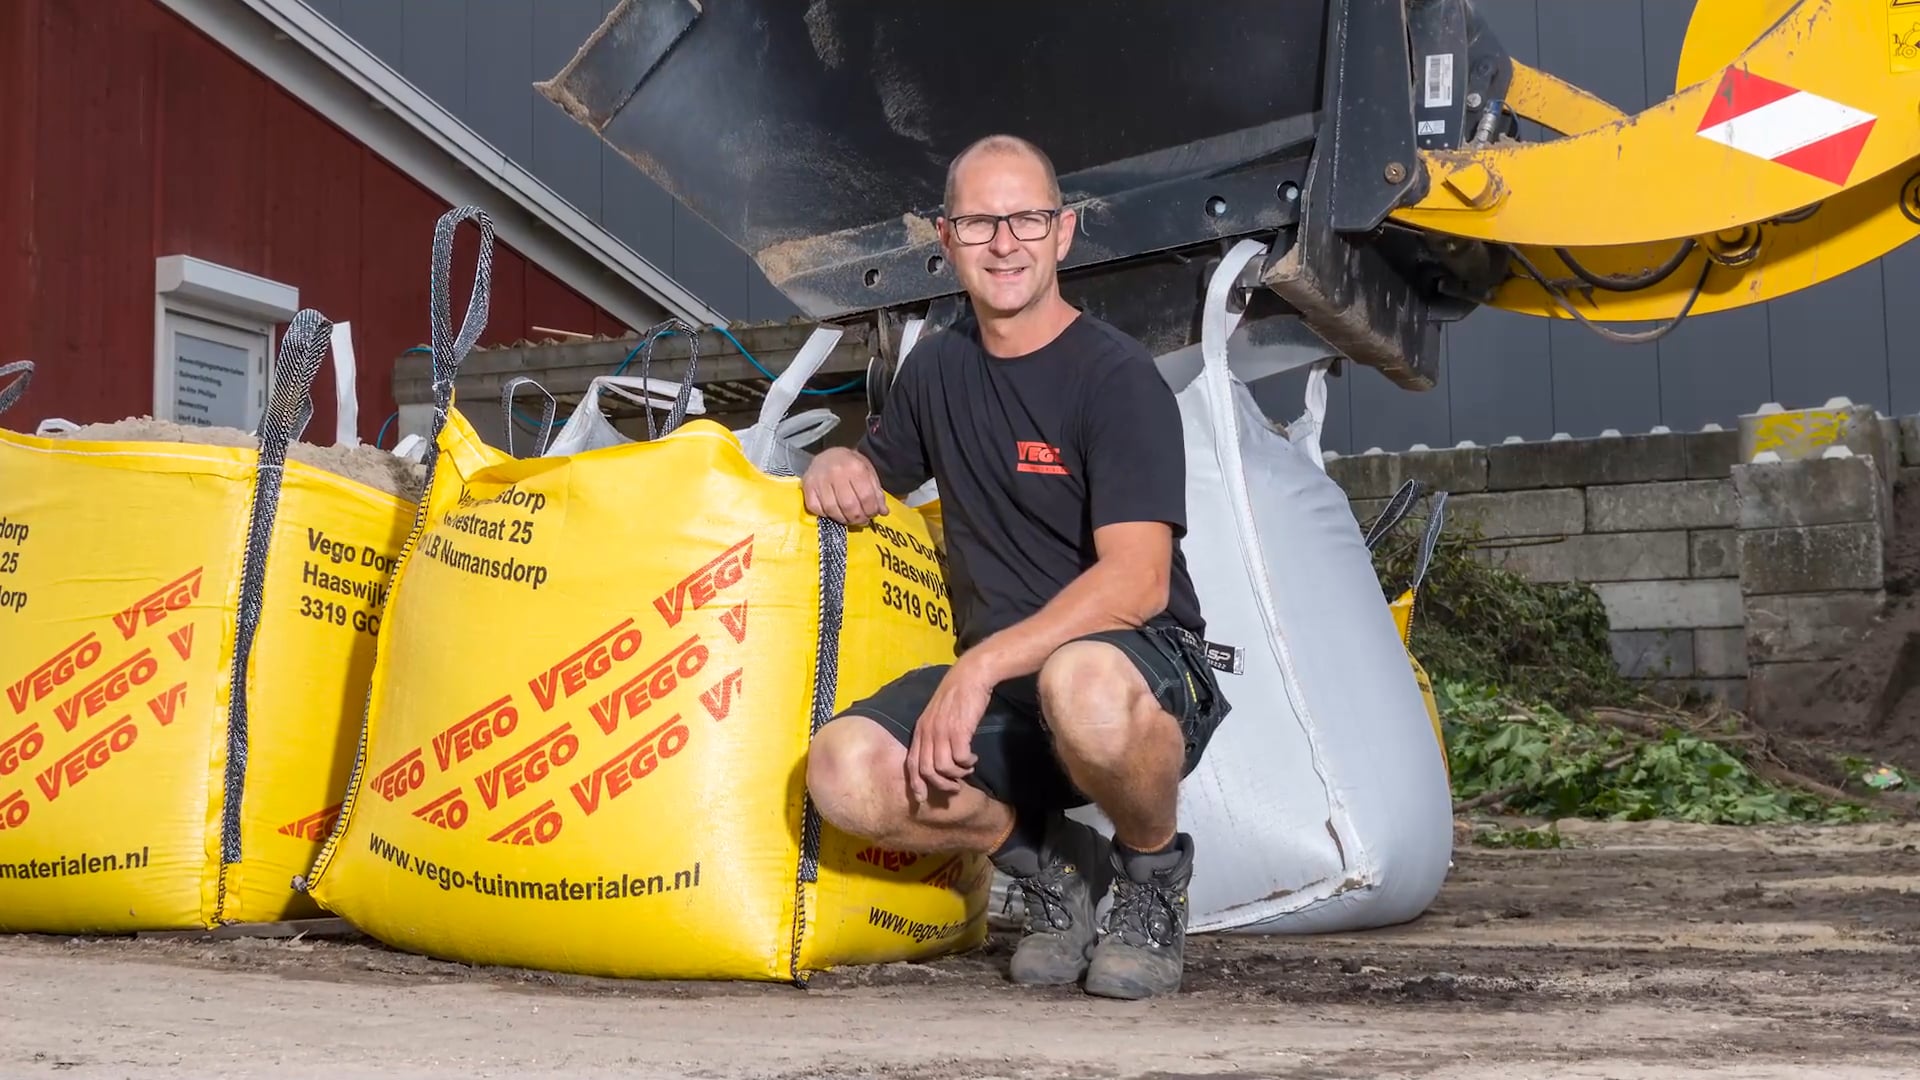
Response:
[392,321,873,406]
[136,917,357,941]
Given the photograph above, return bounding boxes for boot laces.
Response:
[1004,864,1079,933]
[1102,875,1183,949]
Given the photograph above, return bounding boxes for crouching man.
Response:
[799,134,1230,1000]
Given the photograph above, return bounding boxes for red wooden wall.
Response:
[0,0,630,443]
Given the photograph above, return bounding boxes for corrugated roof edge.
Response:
[156,0,730,332]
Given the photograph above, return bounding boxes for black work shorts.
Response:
[839,622,1232,814]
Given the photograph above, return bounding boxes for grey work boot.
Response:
[1084,833,1195,1000]
[994,816,1114,986]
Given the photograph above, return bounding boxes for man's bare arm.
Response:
[958,520,1173,685]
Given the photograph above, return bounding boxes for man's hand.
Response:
[801,446,890,526]
[906,659,993,803]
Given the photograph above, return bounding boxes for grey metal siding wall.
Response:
[302,1,1912,446]
[1249,0,1915,456]
[301,0,790,324]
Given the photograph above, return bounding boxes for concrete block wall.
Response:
[1736,401,1902,719]
[1325,399,1905,713]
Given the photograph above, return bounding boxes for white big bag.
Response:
[1066,238,1454,934]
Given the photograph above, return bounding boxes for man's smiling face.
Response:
[939,146,1076,323]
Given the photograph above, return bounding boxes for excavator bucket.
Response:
[541,2,1920,390]
[538,0,1527,389]
[539,2,1326,316]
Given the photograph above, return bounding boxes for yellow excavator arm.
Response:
[1402,0,1920,328]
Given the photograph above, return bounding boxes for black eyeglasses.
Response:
[943,208,1062,246]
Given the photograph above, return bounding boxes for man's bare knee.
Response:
[805,715,905,838]
[1038,641,1171,770]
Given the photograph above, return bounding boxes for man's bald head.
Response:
[936,133,1076,324]
[943,134,1063,213]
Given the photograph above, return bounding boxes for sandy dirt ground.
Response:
[3,819,1918,1079]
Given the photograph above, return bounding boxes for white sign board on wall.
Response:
[166,315,263,429]
[153,255,299,433]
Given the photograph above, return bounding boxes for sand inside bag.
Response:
[56,417,259,449]
[47,417,425,502]
[286,441,426,503]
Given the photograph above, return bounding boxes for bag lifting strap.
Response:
[1409,491,1449,597]
[1364,478,1425,551]
[0,360,32,416]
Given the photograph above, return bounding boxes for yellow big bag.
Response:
[301,208,990,983]
[0,321,415,932]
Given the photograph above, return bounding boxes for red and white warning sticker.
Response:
[1694,68,1877,186]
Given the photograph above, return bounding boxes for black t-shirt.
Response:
[856,311,1204,652]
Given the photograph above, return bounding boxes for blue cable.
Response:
[708,323,865,396]
[611,323,863,395]
[371,346,434,449]
[610,325,677,378]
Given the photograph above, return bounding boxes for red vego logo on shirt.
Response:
[1015,440,1068,476]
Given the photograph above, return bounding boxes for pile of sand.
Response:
[287,441,427,503]
[46,417,426,502]
[56,417,258,449]
[1759,468,1920,774]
